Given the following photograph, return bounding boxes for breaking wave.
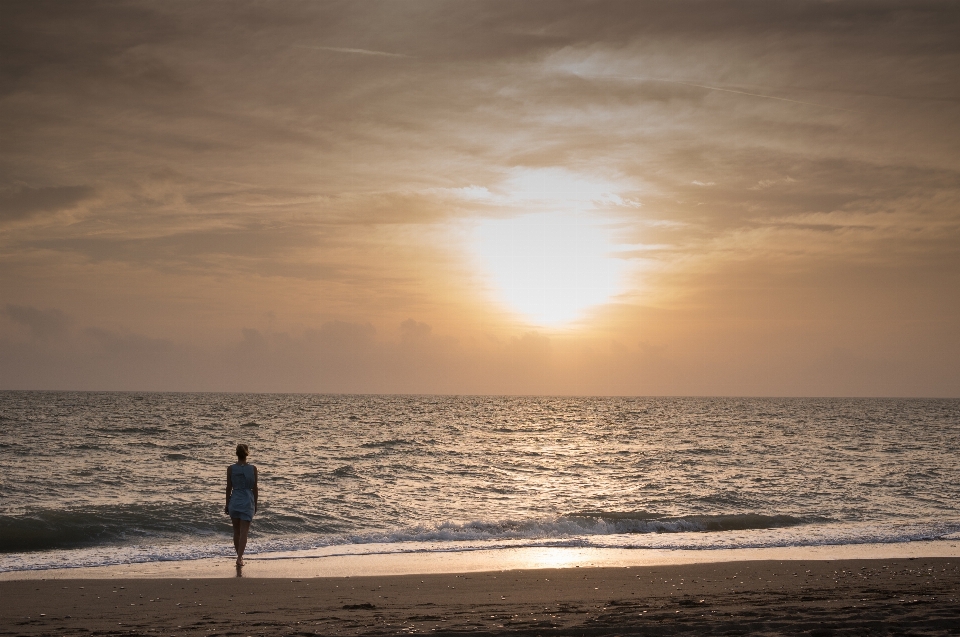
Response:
[0,507,811,554]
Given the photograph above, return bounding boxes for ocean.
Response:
[1,392,959,573]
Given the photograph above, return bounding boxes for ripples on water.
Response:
[1,392,958,571]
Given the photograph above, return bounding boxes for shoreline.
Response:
[3,538,959,581]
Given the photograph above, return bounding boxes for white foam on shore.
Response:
[3,540,958,581]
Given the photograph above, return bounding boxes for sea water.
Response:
[1,392,959,572]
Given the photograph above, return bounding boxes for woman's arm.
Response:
[252,466,259,512]
[224,467,232,514]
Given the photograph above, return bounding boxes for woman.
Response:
[224,443,258,566]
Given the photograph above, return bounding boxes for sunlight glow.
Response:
[462,168,636,327]
[475,210,627,326]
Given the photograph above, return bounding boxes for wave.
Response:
[563,511,805,533]
[359,438,414,449]
[2,509,959,573]
[4,503,957,561]
[331,465,358,477]
[0,503,223,553]
[110,427,167,434]
[0,507,805,554]
[332,512,808,546]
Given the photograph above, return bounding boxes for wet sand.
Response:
[3,557,959,636]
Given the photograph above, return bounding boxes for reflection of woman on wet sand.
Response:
[224,443,258,566]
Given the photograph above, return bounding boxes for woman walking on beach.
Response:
[225,443,258,566]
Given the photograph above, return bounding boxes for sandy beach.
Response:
[3,553,959,636]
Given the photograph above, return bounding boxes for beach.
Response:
[2,558,959,636]
[3,545,960,636]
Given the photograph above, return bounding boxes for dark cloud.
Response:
[0,185,93,222]
[0,1,181,96]
[84,327,173,355]
[4,305,69,340]
[312,321,377,347]
[399,319,432,343]
[28,223,329,272]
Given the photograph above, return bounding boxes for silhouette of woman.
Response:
[224,443,258,566]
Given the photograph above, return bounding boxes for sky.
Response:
[1,0,959,396]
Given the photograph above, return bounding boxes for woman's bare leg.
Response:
[237,520,251,560]
[231,518,241,561]
[231,518,250,565]
[232,518,251,565]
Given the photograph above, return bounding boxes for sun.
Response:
[475,211,626,326]
[469,169,631,327]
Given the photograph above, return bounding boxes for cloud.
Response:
[314,320,377,347]
[0,185,93,222]
[292,44,410,58]
[0,3,167,90]
[399,319,432,343]
[749,177,797,191]
[4,305,69,340]
[1,1,959,395]
[84,327,174,355]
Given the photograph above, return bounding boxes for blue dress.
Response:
[228,463,257,521]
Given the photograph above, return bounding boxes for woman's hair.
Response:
[236,443,249,460]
